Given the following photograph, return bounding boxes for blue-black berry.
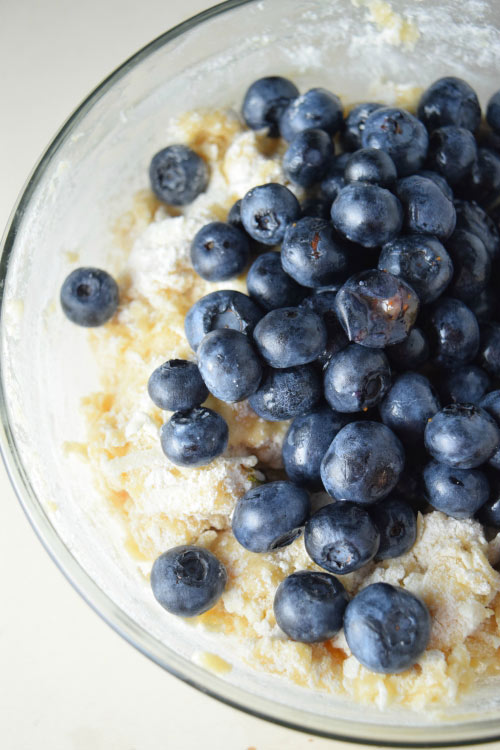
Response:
[246,251,304,311]
[335,270,420,348]
[370,497,417,560]
[281,216,356,288]
[283,128,334,187]
[362,107,429,176]
[190,222,249,281]
[344,583,431,673]
[60,267,119,327]
[324,344,391,413]
[149,145,208,205]
[197,328,262,403]
[184,290,263,351]
[253,307,327,368]
[241,183,301,246]
[160,407,228,467]
[378,234,453,304]
[321,421,405,504]
[151,545,227,617]
[423,461,489,519]
[282,406,348,489]
[280,88,343,141]
[417,77,481,132]
[274,571,349,642]
[331,183,403,248]
[232,481,310,552]
[148,360,208,411]
[305,502,380,574]
[424,403,500,469]
[249,365,322,422]
[242,76,299,137]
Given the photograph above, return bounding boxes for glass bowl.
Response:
[3,0,500,744]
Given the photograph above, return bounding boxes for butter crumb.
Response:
[192,651,232,675]
[354,0,420,49]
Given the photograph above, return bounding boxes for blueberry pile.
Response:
[61,75,500,675]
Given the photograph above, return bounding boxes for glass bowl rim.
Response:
[2,0,500,744]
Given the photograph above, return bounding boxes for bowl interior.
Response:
[3,0,500,744]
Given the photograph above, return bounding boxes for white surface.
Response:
[0,1,342,748]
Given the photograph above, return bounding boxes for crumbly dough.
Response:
[81,109,500,710]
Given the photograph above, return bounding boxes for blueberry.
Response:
[335,270,420,348]
[279,88,343,141]
[190,221,249,281]
[197,329,262,403]
[379,373,440,446]
[478,497,500,528]
[282,405,348,489]
[478,323,500,377]
[344,583,431,673]
[241,183,301,246]
[249,364,322,421]
[454,200,500,262]
[281,217,355,288]
[424,297,479,367]
[253,307,326,368]
[60,267,119,327]
[479,391,500,470]
[331,183,403,248]
[415,170,454,201]
[273,571,349,642]
[386,328,430,372]
[423,460,489,519]
[300,195,332,220]
[378,234,453,304]
[393,463,427,514]
[466,148,500,206]
[341,102,383,151]
[438,365,490,406]
[305,502,380,574]
[446,229,491,302]
[246,251,304,311]
[232,481,310,552]
[320,154,348,202]
[344,148,397,188]
[426,126,477,185]
[242,76,299,137]
[477,469,500,527]
[486,90,500,134]
[321,421,405,504]
[299,290,349,369]
[160,407,228,466]
[417,77,481,132]
[362,107,429,176]
[283,129,334,188]
[324,344,391,413]
[424,403,500,469]
[479,390,500,423]
[227,198,243,228]
[467,286,498,323]
[370,496,417,560]
[150,545,227,617]
[478,127,500,153]
[184,290,262,351]
[148,359,208,411]
[395,176,456,240]
[149,145,209,205]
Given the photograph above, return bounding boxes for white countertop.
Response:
[0,2,345,748]
[2,2,500,749]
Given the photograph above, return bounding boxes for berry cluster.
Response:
[61,75,500,675]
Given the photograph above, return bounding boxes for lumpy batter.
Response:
[80,109,500,710]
